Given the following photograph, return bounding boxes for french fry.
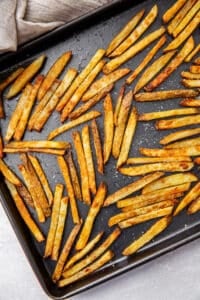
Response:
[103,94,114,164]
[0,158,21,186]
[91,119,104,174]
[48,110,101,140]
[122,216,172,256]
[56,49,105,112]
[114,84,125,125]
[69,84,114,120]
[103,27,165,74]
[194,157,200,164]
[44,184,63,258]
[52,222,82,282]
[112,91,132,159]
[6,55,46,99]
[60,60,105,121]
[185,44,200,62]
[165,137,200,149]
[110,5,158,57]
[16,183,34,208]
[135,89,198,102]
[134,50,176,93]
[127,156,192,164]
[104,172,164,207]
[53,68,77,98]
[145,37,194,91]
[82,68,130,101]
[194,57,200,64]
[106,9,145,56]
[126,35,166,85]
[188,195,200,214]
[0,67,24,93]
[173,181,200,216]
[52,197,68,261]
[58,250,114,287]
[162,0,187,23]
[156,115,200,130]
[160,128,200,145]
[140,146,200,157]
[190,65,200,73]
[181,71,200,80]
[5,180,45,242]
[37,51,72,101]
[0,129,3,158]
[139,108,200,121]
[72,131,91,205]
[81,125,96,195]
[117,107,137,168]
[4,147,66,156]
[75,182,107,250]
[182,79,200,88]
[57,156,80,224]
[4,140,70,150]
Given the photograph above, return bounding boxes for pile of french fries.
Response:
[0,0,200,289]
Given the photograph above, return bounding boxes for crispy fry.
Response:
[182,79,200,88]
[16,183,34,208]
[75,182,107,250]
[190,65,200,73]
[162,0,187,23]
[127,156,191,164]
[5,180,45,242]
[103,94,114,164]
[145,37,194,91]
[38,51,72,101]
[104,172,164,207]
[188,195,200,214]
[48,110,101,140]
[140,146,200,157]
[110,5,158,57]
[117,107,137,168]
[106,9,145,56]
[165,137,200,149]
[139,108,200,121]
[160,128,200,145]
[5,140,70,150]
[4,147,66,156]
[0,67,24,93]
[6,55,45,99]
[0,158,21,186]
[185,44,200,62]
[156,115,200,130]
[0,129,3,158]
[122,216,171,256]
[114,84,125,125]
[103,27,165,74]
[91,119,104,174]
[181,71,200,80]
[135,89,198,102]
[194,57,200,64]
[81,125,96,195]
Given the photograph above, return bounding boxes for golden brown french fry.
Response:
[112,91,132,159]
[48,110,101,140]
[139,108,200,121]
[52,222,82,282]
[57,156,80,224]
[110,5,158,57]
[162,0,187,23]
[56,49,105,112]
[91,119,104,174]
[72,131,91,205]
[190,65,200,73]
[122,216,171,256]
[114,84,125,125]
[188,195,200,214]
[134,50,176,93]
[127,156,191,164]
[126,35,166,85]
[52,197,68,261]
[185,44,200,62]
[135,89,198,102]
[104,172,164,207]
[0,67,24,93]
[82,68,130,101]
[5,180,45,242]
[140,146,200,157]
[160,128,200,145]
[117,107,137,168]
[194,57,200,64]
[58,250,114,287]
[0,158,21,186]
[81,125,96,195]
[38,51,72,100]
[181,71,200,80]
[5,140,70,150]
[0,129,3,158]
[4,147,66,156]
[6,55,46,99]
[103,27,165,74]
[156,115,200,130]
[174,181,200,216]
[165,137,200,149]
[103,94,114,164]
[145,37,194,91]
[106,9,145,56]
[16,183,34,208]
[75,182,107,250]
[182,79,200,88]
[53,68,78,99]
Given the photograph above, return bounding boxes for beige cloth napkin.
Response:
[0,0,112,53]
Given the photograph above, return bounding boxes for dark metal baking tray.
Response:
[0,0,200,299]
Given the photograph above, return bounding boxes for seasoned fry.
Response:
[140,146,200,157]
[4,147,66,156]
[53,68,78,98]
[5,180,44,242]
[181,71,200,80]
[52,222,82,282]
[135,89,198,102]
[122,216,171,256]
[127,156,191,164]
[162,0,187,23]
[139,108,200,121]
[174,182,200,216]
[75,182,107,250]
[110,5,158,57]
[106,9,145,56]
[72,131,91,205]
[185,44,200,62]
[188,195,200,214]
[6,55,45,99]
[0,67,24,92]
[44,184,63,258]
[0,159,21,186]
[82,125,96,195]
[145,37,194,91]
[160,128,200,145]
[190,65,200,74]
[114,84,125,125]
[165,137,200,149]
[5,140,70,150]
[126,35,166,85]
[194,57,200,64]
[134,50,176,93]
[103,94,114,164]
[48,110,101,140]
[57,156,80,224]
[182,79,200,88]
[82,68,130,101]
[91,119,104,174]
[104,172,164,207]
[156,115,200,130]
[38,51,72,101]
[103,27,165,74]
[16,183,34,208]
[117,107,137,168]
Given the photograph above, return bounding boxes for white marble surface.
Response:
[1,202,200,300]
